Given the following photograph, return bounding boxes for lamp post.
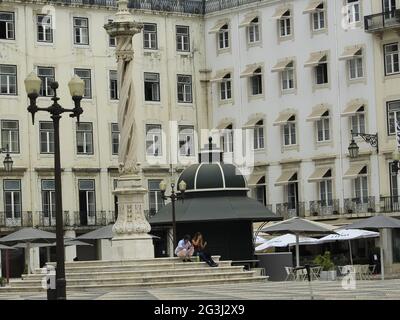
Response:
[159,180,187,251]
[0,147,13,172]
[348,130,379,159]
[24,71,85,300]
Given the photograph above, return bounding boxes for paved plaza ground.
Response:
[1,280,400,300]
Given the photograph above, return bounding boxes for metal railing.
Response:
[309,200,340,216]
[71,211,109,227]
[38,0,263,14]
[34,211,72,227]
[344,197,375,214]
[380,196,400,213]
[276,202,305,219]
[364,9,400,32]
[0,211,33,228]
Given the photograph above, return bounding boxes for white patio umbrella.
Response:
[254,236,267,245]
[344,215,400,280]
[261,217,336,267]
[255,233,319,252]
[318,229,379,265]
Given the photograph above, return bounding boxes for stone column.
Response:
[104,0,154,260]
[64,230,77,262]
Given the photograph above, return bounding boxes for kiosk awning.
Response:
[273,112,295,126]
[341,100,365,117]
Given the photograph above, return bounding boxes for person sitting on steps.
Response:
[175,234,194,262]
[192,232,218,267]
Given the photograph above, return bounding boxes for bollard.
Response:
[42,264,56,300]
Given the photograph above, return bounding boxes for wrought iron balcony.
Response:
[344,197,375,214]
[43,0,261,14]
[276,202,305,219]
[309,200,340,217]
[71,211,109,227]
[34,211,71,227]
[0,211,33,228]
[364,10,400,33]
[380,196,400,213]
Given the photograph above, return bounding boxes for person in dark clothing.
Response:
[192,232,218,267]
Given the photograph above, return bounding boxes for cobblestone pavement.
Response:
[1,279,400,300]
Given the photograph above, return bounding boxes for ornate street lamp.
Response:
[392,149,400,175]
[348,130,378,159]
[159,180,187,251]
[1,146,13,172]
[24,71,85,300]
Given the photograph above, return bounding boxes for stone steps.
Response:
[0,257,267,293]
[0,276,268,293]
[33,260,232,274]
[22,265,243,281]
[13,270,255,287]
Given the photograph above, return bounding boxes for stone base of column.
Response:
[112,234,154,260]
[111,173,154,261]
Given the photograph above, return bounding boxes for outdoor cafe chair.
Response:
[367,265,376,279]
[295,268,308,281]
[284,267,296,281]
[310,266,322,280]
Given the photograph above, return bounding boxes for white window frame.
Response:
[146,124,162,157]
[144,72,160,102]
[74,68,92,99]
[354,173,369,203]
[248,18,260,44]
[387,100,400,135]
[39,121,54,154]
[37,14,53,43]
[177,75,192,103]
[250,69,263,96]
[4,180,21,220]
[218,25,230,50]
[37,66,55,97]
[351,111,366,134]
[279,11,291,37]
[76,122,93,155]
[315,57,329,85]
[111,123,120,156]
[319,179,333,205]
[281,63,295,91]
[176,25,190,52]
[316,116,330,142]
[178,126,195,157]
[73,17,89,45]
[221,126,234,153]
[346,0,361,24]
[385,43,400,76]
[143,23,157,50]
[109,70,118,100]
[0,64,17,95]
[148,180,164,215]
[220,74,232,101]
[253,121,265,150]
[348,55,364,80]
[1,120,19,153]
[312,7,326,31]
[0,12,15,40]
[283,120,296,146]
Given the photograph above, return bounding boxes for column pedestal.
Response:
[112,174,154,260]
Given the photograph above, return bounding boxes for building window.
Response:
[254,120,264,150]
[254,177,266,206]
[283,118,296,146]
[143,23,157,49]
[37,66,55,97]
[351,111,365,134]
[109,70,118,100]
[78,180,96,225]
[281,62,294,91]
[146,124,162,157]
[74,69,91,99]
[221,125,234,153]
[0,64,17,95]
[349,55,364,79]
[317,114,330,142]
[220,73,232,101]
[41,180,55,222]
[248,17,260,43]
[346,0,360,24]
[1,120,19,153]
[387,100,400,135]
[39,121,54,154]
[315,56,328,85]
[176,25,190,52]
[111,123,120,155]
[73,17,89,45]
[0,12,15,40]
[355,170,368,203]
[76,122,93,155]
[144,72,160,102]
[4,180,21,220]
[148,180,164,215]
[179,125,194,156]
[177,75,192,103]
[37,14,53,43]
[319,179,333,205]
[250,68,262,96]
[312,4,326,31]
[218,24,229,49]
[385,43,400,75]
[108,19,116,47]
[279,10,291,37]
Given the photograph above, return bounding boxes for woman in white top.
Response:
[175,234,194,262]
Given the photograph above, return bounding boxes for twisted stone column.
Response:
[104,1,154,259]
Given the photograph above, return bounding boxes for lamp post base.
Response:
[111,174,154,261]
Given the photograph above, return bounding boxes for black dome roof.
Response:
[177,163,248,193]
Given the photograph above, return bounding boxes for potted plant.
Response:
[0,277,6,287]
[313,251,337,281]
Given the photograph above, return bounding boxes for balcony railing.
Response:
[364,9,400,32]
[40,0,262,14]
[34,211,72,227]
[0,211,33,228]
[276,202,305,219]
[70,211,110,227]
[344,197,376,214]
[380,196,400,213]
[309,200,340,217]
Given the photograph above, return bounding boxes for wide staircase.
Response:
[0,257,267,293]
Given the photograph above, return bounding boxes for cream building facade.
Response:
[0,0,208,267]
